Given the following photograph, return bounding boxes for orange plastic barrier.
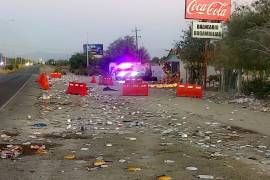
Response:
[66,82,88,96]
[90,76,97,83]
[176,83,203,98]
[99,76,113,86]
[122,80,148,96]
[37,73,50,90]
[50,72,62,78]
[124,78,143,84]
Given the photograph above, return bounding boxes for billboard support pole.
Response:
[204,39,209,89]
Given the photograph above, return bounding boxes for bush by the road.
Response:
[243,80,270,99]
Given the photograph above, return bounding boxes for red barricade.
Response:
[176,83,187,97]
[50,72,62,78]
[122,81,148,96]
[90,76,97,83]
[99,76,113,86]
[194,85,203,98]
[124,78,143,84]
[66,82,88,96]
[176,83,203,98]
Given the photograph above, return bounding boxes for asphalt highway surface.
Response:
[0,66,39,108]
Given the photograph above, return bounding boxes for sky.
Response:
[0,0,254,59]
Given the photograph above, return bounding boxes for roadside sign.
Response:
[192,21,223,39]
[185,0,231,21]
[83,44,103,55]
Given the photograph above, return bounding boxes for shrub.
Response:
[242,79,270,99]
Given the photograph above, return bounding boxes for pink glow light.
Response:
[117,62,133,70]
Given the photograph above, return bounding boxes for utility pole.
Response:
[133,26,141,61]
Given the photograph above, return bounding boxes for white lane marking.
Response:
[0,72,34,112]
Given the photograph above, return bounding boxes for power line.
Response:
[132,26,142,62]
[132,26,141,51]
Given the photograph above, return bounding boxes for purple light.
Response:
[131,71,139,77]
[117,62,133,70]
[118,71,127,77]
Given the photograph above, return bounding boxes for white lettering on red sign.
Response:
[185,0,231,21]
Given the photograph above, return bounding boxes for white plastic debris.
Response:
[185,167,198,171]
[119,159,126,163]
[164,160,175,163]
[198,175,214,179]
[181,133,188,138]
[107,121,113,125]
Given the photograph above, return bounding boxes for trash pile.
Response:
[0,145,23,159]
[0,144,47,159]
[206,92,270,113]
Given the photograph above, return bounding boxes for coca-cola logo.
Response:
[186,0,231,20]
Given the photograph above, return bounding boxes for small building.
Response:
[164,49,217,84]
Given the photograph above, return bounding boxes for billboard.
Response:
[192,21,223,39]
[185,0,231,21]
[83,44,103,55]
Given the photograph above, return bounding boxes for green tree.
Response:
[175,26,213,84]
[69,53,87,70]
[101,36,150,71]
[212,0,270,95]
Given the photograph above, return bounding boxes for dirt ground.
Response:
[0,73,270,180]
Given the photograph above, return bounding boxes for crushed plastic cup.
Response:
[157,175,172,180]
[64,154,75,160]
[127,165,141,172]
[94,159,106,166]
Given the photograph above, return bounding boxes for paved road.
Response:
[0,66,39,108]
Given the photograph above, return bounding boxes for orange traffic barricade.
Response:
[50,72,62,78]
[99,76,113,86]
[122,80,148,96]
[176,83,203,98]
[66,82,88,96]
[90,76,97,83]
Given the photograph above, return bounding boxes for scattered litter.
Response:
[22,142,31,145]
[64,154,75,160]
[185,166,198,171]
[181,133,188,138]
[94,159,106,166]
[100,164,109,168]
[157,175,172,180]
[198,175,214,179]
[103,87,117,91]
[164,160,175,164]
[127,165,141,172]
[0,145,23,159]
[32,123,47,128]
[119,159,126,163]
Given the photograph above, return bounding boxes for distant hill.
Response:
[20,51,72,60]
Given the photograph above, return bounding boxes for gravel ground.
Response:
[0,74,270,180]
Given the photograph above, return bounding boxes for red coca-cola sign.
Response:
[185,0,231,21]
